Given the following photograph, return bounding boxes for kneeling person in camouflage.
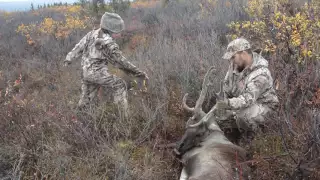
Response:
[64,12,148,117]
[214,38,279,142]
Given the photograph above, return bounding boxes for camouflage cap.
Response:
[222,38,251,60]
[100,12,125,33]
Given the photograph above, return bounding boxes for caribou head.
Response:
[175,120,208,156]
[174,66,226,157]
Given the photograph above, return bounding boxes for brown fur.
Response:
[183,143,249,180]
[211,143,250,179]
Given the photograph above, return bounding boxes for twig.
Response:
[279,117,298,164]
[261,153,290,160]
[12,152,25,180]
[283,67,298,136]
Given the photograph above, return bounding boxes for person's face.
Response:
[111,33,121,39]
[102,29,121,39]
[231,51,246,69]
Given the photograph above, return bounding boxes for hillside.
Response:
[0,0,320,179]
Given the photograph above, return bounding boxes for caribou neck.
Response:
[201,123,232,147]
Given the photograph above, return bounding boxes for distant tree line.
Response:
[69,0,131,21]
[30,2,70,11]
[30,0,131,22]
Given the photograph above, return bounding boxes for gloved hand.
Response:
[133,74,148,92]
[214,99,230,117]
[135,71,149,80]
[215,100,230,110]
[63,61,71,67]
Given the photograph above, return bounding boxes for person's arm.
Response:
[64,32,90,64]
[107,40,146,77]
[228,73,270,109]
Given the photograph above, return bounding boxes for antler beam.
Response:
[182,66,225,128]
[182,66,216,125]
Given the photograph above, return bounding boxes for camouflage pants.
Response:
[218,103,272,133]
[78,69,128,118]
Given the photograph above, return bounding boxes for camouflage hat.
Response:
[100,12,125,33]
[222,38,251,60]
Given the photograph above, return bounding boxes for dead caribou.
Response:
[174,66,249,180]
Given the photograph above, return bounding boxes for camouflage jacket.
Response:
[223,52,279,110]
[65,28,142,79]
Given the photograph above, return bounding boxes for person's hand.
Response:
[131,72,148,92]
[214,99,230,117]
[63,61,71,67]
[215,100,229,110]
[135,71,149,80]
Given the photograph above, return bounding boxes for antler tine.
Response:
[182,93,194,112]
[193,66,215,113]
[188,66,216,127]
[188,110,213,128]
[214,81,225,101]
[188,119,203,127]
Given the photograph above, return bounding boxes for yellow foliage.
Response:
[47,5,82,14]
[67,5,82,13]
[228,0,320,64]
[131,0,158,8]
[16,7,88,43]
[246,0,266,18]
[39,18,56,34]
[64,15,87,29]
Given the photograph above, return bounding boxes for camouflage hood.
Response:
[100,12,125,33]
[247,52,269,73]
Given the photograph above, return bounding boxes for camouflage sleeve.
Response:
[107,41,142,75]
[228,74,270,109]
[65,32,90,63]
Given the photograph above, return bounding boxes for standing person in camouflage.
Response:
[64,12,148,118]
[213,38,279,142]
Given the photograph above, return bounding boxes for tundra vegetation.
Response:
[0,0,319,179]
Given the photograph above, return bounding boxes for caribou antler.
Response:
[182,66,216,126]
[184,67,225,128]
[213,81,225,101]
